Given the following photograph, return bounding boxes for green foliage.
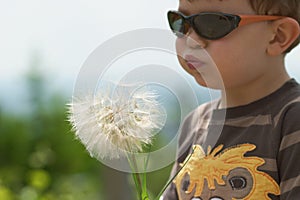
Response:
[0,95,105,199]
[0,57,174,199]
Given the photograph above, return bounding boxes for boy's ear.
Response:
[267,18,300,56]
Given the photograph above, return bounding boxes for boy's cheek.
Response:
[177,55,187,69]
[175,39,188,68]
[175,38,185,56]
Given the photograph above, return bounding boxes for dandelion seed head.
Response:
[68,83,166,159]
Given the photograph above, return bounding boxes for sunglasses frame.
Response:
[167,11,284,40]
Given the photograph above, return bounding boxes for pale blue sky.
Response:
[1,0,299,112]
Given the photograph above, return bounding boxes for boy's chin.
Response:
[193,75,223,90]
[195,78,208,88]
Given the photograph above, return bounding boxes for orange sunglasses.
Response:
[167,11,284,40]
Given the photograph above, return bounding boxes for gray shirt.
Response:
[163,79,300,200]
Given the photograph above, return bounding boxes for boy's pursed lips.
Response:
[184,54,206,70]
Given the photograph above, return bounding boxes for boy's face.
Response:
[175,0,274,89]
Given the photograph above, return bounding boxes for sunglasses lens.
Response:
[167,11,236,40]
[193,13,233,39]
[168,12,188,37]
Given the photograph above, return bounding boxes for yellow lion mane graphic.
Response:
[174,144,280,200]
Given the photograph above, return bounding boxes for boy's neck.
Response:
[219,69,290,109]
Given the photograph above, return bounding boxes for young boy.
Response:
[163,0,300,199]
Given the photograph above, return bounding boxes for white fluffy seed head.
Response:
[68,83,166,159]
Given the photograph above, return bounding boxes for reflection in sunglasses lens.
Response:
[194,14,231,39]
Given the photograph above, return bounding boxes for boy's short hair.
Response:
[249,0,300,53]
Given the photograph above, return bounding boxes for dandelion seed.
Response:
[68,83,166,159]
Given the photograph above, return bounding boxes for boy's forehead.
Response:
[178,0,254,15]
[187,0,224,1]
[179,0,225,3]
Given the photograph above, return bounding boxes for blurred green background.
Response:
[0,57,175,200]
[1,1,299,199]
[1,1,180,199]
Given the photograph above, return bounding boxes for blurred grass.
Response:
[0,94,105,200]
[0,58,174,200]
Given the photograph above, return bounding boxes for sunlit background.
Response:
[1,0,299,199]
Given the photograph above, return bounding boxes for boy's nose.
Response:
[185,29,207,49]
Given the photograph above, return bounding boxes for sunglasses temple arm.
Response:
[239,15,284,26]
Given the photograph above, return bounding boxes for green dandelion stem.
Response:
[154,146,196,200]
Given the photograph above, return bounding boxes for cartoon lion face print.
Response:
[174,144,280,200]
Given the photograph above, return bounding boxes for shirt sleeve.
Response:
[161,102,213,199]
[161,163,180,200]
[277,102,300,199]
[161,108,200,200]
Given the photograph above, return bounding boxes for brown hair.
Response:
[249,0,300,52]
